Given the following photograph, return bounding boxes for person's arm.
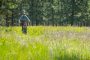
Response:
[25,15,30,22]
[19,16,21,23]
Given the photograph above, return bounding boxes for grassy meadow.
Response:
[0,26,90,60]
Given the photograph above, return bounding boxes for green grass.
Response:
[0,26,90,60]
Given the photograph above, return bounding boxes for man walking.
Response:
[19,10,30,34]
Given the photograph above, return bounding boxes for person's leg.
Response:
[24,27,27,34]
[22,26,24,33]
[23,26,27,34]
[25,27,27,34]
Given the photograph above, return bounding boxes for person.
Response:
[22,22,27,34]
[19,13,30,34]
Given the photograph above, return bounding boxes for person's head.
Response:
[22,10,26,15]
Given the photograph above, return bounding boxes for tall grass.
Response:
[0,26,90,60]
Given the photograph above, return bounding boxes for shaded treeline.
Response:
[0,0,90,26]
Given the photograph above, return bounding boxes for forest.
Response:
[1,0,90,60]
[0,0,90,26]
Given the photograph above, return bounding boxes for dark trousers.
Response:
[22,26,27,34]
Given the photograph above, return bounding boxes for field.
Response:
[0,26,90,60]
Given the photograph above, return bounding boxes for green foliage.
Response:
[28,26,44,37]
[0,0,90,26]
[0,26,90,60]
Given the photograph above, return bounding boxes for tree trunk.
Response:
[71,0,75,26]
[6,14,9,27]
[11,10,14,26]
